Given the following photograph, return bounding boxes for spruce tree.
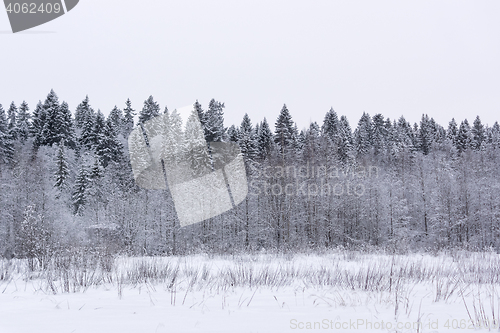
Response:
[227,125,240,142]
[258,118,273,159]
[238,114,258,162]
[337,115,353,165]
[418,114,434,155]
[123,98,136,137]
[372,113,388,155]
[274,104,295,159]
[193,100,206,130]
[447,118,459,147]
[204,99,226,142]
[0,104,14,164]
[457,119,473,153]
[72,164,89,215]
[7,102,18,141]
[17,101,30,144]
[96,119,124,167]
[57,101,75,147]
[184,108,211,176]
[89,110,106,149]
[139,95,160,124]
[108,106,123,134]
[79,110,96,151]
[354,112,372,157]
[41,89,61,146]
[471,116,485,150]
[321,107,339,142]
[74,96,93,129]
[54,142,70,190]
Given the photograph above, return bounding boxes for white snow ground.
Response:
[1,251,499,333]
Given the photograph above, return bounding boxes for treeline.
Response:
[0,90,499,260]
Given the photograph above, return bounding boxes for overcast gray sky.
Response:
[1,0,499,130]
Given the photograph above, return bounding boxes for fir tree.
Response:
[17,101,30,144]
[139,95,160,124]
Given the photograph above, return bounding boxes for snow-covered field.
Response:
[1,250,500,333]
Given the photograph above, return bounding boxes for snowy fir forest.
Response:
[1,89,500,261]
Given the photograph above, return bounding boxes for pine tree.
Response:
[72,164,89,215]
[258,118,273,159]
[54,142,70,190]
[471,116,485,150]
[204,99,226,142]
[17,101,30,143]
[7,102,18,141]
[41,89,61,146]
[123,98,135,137]
[238,114,258,162]
[139,95,160,124]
